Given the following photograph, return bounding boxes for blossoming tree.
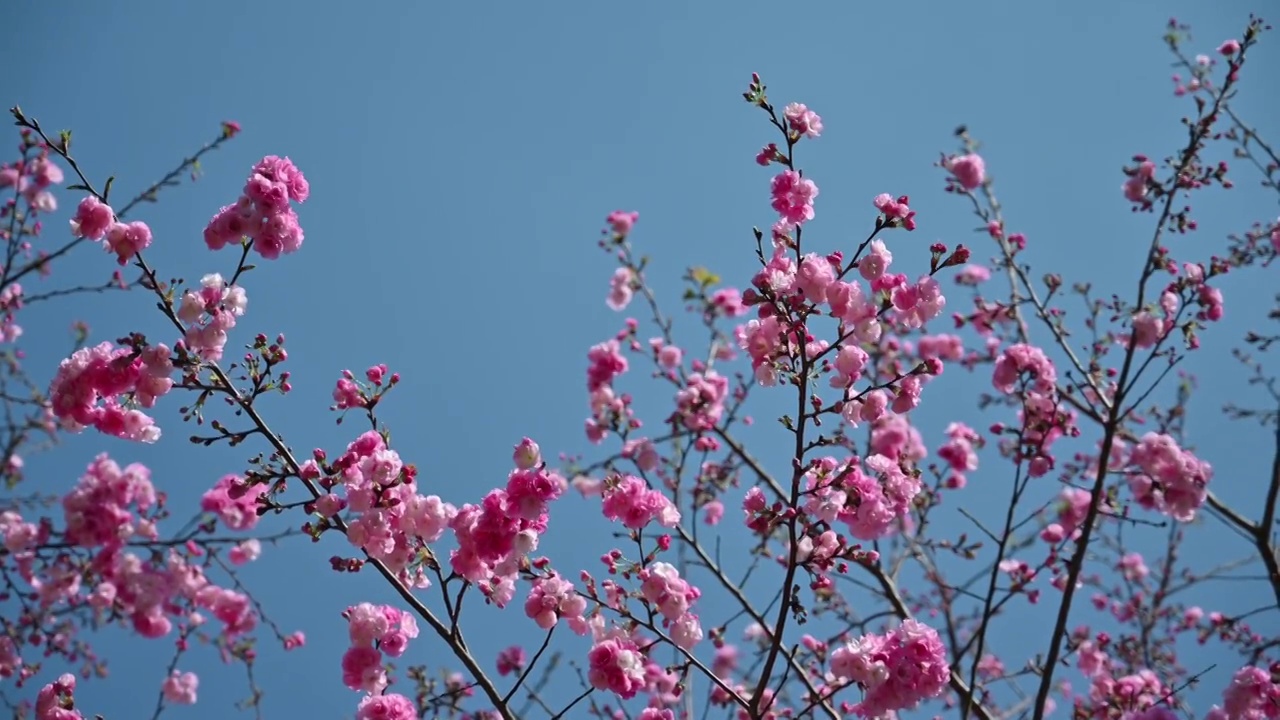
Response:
[2,14,1278,720]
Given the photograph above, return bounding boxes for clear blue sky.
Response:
[5,2,1277,717]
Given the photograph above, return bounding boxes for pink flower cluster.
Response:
[449,456,565,606]
[495,645,526,676]
[992,342,1056,394]
[331,364,399,412]
[936,421,982,489]
[525,571,590,633]
[828,619,949,717]
[784,102,823,139]
[1082,668,1171,718]
[946,152,986,190]
[606,210,639,237]
[991,343,1074,476]
[1130,290,1181,349]
[673,370,729,431]
[1175,262,1226,345]
[585,338,633,443]
[796,454,922,540]
[873,193,917,230]
[70,196,154,265]
[601,474,681,531]
[161,670,198,704]
[587,636,648,699]
[1,153,62,215]
[48,340,174,443]
[314,430,456,588]
[0,508,43,556]
[201,474,268,531]
[1,460,263,683]
[61,454,157,548]
[770,170,819,225]
[341,602,419,693]
[607,267,636,311]
[1125,432,1212,521]
[737,313,791,387]
[1041,486,1101,545]
[1123,157,1158,206]
[83,546,254,640]
[355,693,417,720]
[1210,665,1280,720]
[736,233,946,416]
[748,259,859,366]
[0,281,24,344]
[34,673,81,720]
[203,155,309,260]
[639,562,704,649]
[177,272,247,361]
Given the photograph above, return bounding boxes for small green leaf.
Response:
[66,183,89,192]
[103,175,115,201]
[691,266,720,287]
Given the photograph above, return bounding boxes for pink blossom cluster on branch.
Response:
[2,13,1280,720]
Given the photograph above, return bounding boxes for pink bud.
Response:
[513,437,541,470]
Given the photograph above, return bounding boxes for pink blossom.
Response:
[49,340,174,443]
[639,563,700,621]
[62,454,156,548]
[30,156,63,186]
[784,103,823,138]
[830,619,949,716]
[874,193,917,230]
[655,341,683,370]
[161,670,198,704]
[607,210,639,236]
[355,693,417,720]
[859,240,893,281]
[607,267,635,311]
[1127,432,1211,521]
[1124,160,1157,204]
[229,538,262,565]
[70,196,114,239]
[955,264,991,285]
[35,674,83,720]
[737,314,787,386]
[201,475,267,531]
[587,637,647,699]
[1130,311,1166,348]
[601,475,681,530]
[103,221,153,265]
[1221,665,1279,720]
[496,645,527,676]
[992,343,1057,394]
[587,339,629,392]
[839,454,922,540]
[948,153,986,190]
[512,437,542,470]
[342,645,387,692]
[702,499,724,525]
[203,156,308,259]
[670,612,704,650]
[796,253,837,303]
[937,422,981,488]
[674,371,728,431]
[525,572,589,634]
[770,170,819,224]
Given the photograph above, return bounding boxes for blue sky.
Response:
[4,2,1278,718]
